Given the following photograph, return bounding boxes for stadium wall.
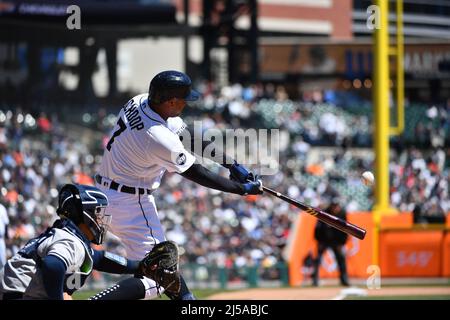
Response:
[288,212,450,286]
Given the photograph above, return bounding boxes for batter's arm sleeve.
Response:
[93,250,140,274]
[41,255,67,300]
[180,127,235,169]
[180,163,246,195]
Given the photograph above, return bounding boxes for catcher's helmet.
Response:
[56,184,110,245]
[149,70,200,104]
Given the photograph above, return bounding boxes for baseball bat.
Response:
[262,186,366,240]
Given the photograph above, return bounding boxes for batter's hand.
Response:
[242,175,263,195]
[229,161,255,183]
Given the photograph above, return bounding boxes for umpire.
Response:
[312,199,349,287]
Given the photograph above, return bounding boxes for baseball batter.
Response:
[0,202,8,270]
[0,184,149,300]
[93,70,262,300]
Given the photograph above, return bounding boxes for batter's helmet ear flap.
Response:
[149,93,161,105]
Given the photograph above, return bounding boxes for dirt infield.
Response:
[208,286,450,300]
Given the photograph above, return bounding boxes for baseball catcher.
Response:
[0,184,149,300]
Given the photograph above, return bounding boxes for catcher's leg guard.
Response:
[89,277,145,300]
[90,276,166,300]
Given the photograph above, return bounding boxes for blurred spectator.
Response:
[0,83,448,286]
[37,112,52,134]
[413,204,427,224]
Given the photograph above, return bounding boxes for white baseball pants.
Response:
[96,184,167,300]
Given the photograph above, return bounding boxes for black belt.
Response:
[95,175,152,195]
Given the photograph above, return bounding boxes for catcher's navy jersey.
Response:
[0,219,93,299]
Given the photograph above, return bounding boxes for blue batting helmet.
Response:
[148,70,200,104]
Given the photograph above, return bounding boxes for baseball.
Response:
[361,171,375,186]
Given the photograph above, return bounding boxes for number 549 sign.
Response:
[380,231,442,277]
[397,251,434,268]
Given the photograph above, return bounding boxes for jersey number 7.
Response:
[107,118,127,151]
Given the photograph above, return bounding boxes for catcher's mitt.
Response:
[139,241,181,295]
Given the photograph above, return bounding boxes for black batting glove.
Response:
[242,175,263,195]
[229,161,255,183]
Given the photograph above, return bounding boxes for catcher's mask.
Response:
[56,184,111,245]
[148,70,200,105]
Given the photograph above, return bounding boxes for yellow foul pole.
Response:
[390,0,404,136]
[372,0,390,266]
[373,0,391,213]
[372,0,404,266]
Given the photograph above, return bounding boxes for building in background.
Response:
[0,0,449,105]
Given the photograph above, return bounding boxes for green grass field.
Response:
[73,288,450,300]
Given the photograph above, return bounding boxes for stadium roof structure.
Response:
[0,0,199,44]
[0,0,200,104]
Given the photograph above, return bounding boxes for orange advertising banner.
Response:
[288,212,373,286]
[443,232,450,277]
[288,212,449,286]
[379,231,443,277]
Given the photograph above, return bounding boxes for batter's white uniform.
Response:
[0,203,9,270]
[96,93,195,299]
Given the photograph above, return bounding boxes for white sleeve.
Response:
[167,117,188,136]
[147,126,196,173]
[0,206,9,237]
[0,205,8,225]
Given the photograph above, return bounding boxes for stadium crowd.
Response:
[0,84,449,282]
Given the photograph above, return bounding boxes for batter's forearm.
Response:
[180,164,245,195]
[197,139,235,169]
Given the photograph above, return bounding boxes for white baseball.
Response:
[361,171,375,186]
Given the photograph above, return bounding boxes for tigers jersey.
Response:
[98,93,196,191]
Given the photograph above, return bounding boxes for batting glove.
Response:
[229,161,255,183]
[242,175,263,195]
